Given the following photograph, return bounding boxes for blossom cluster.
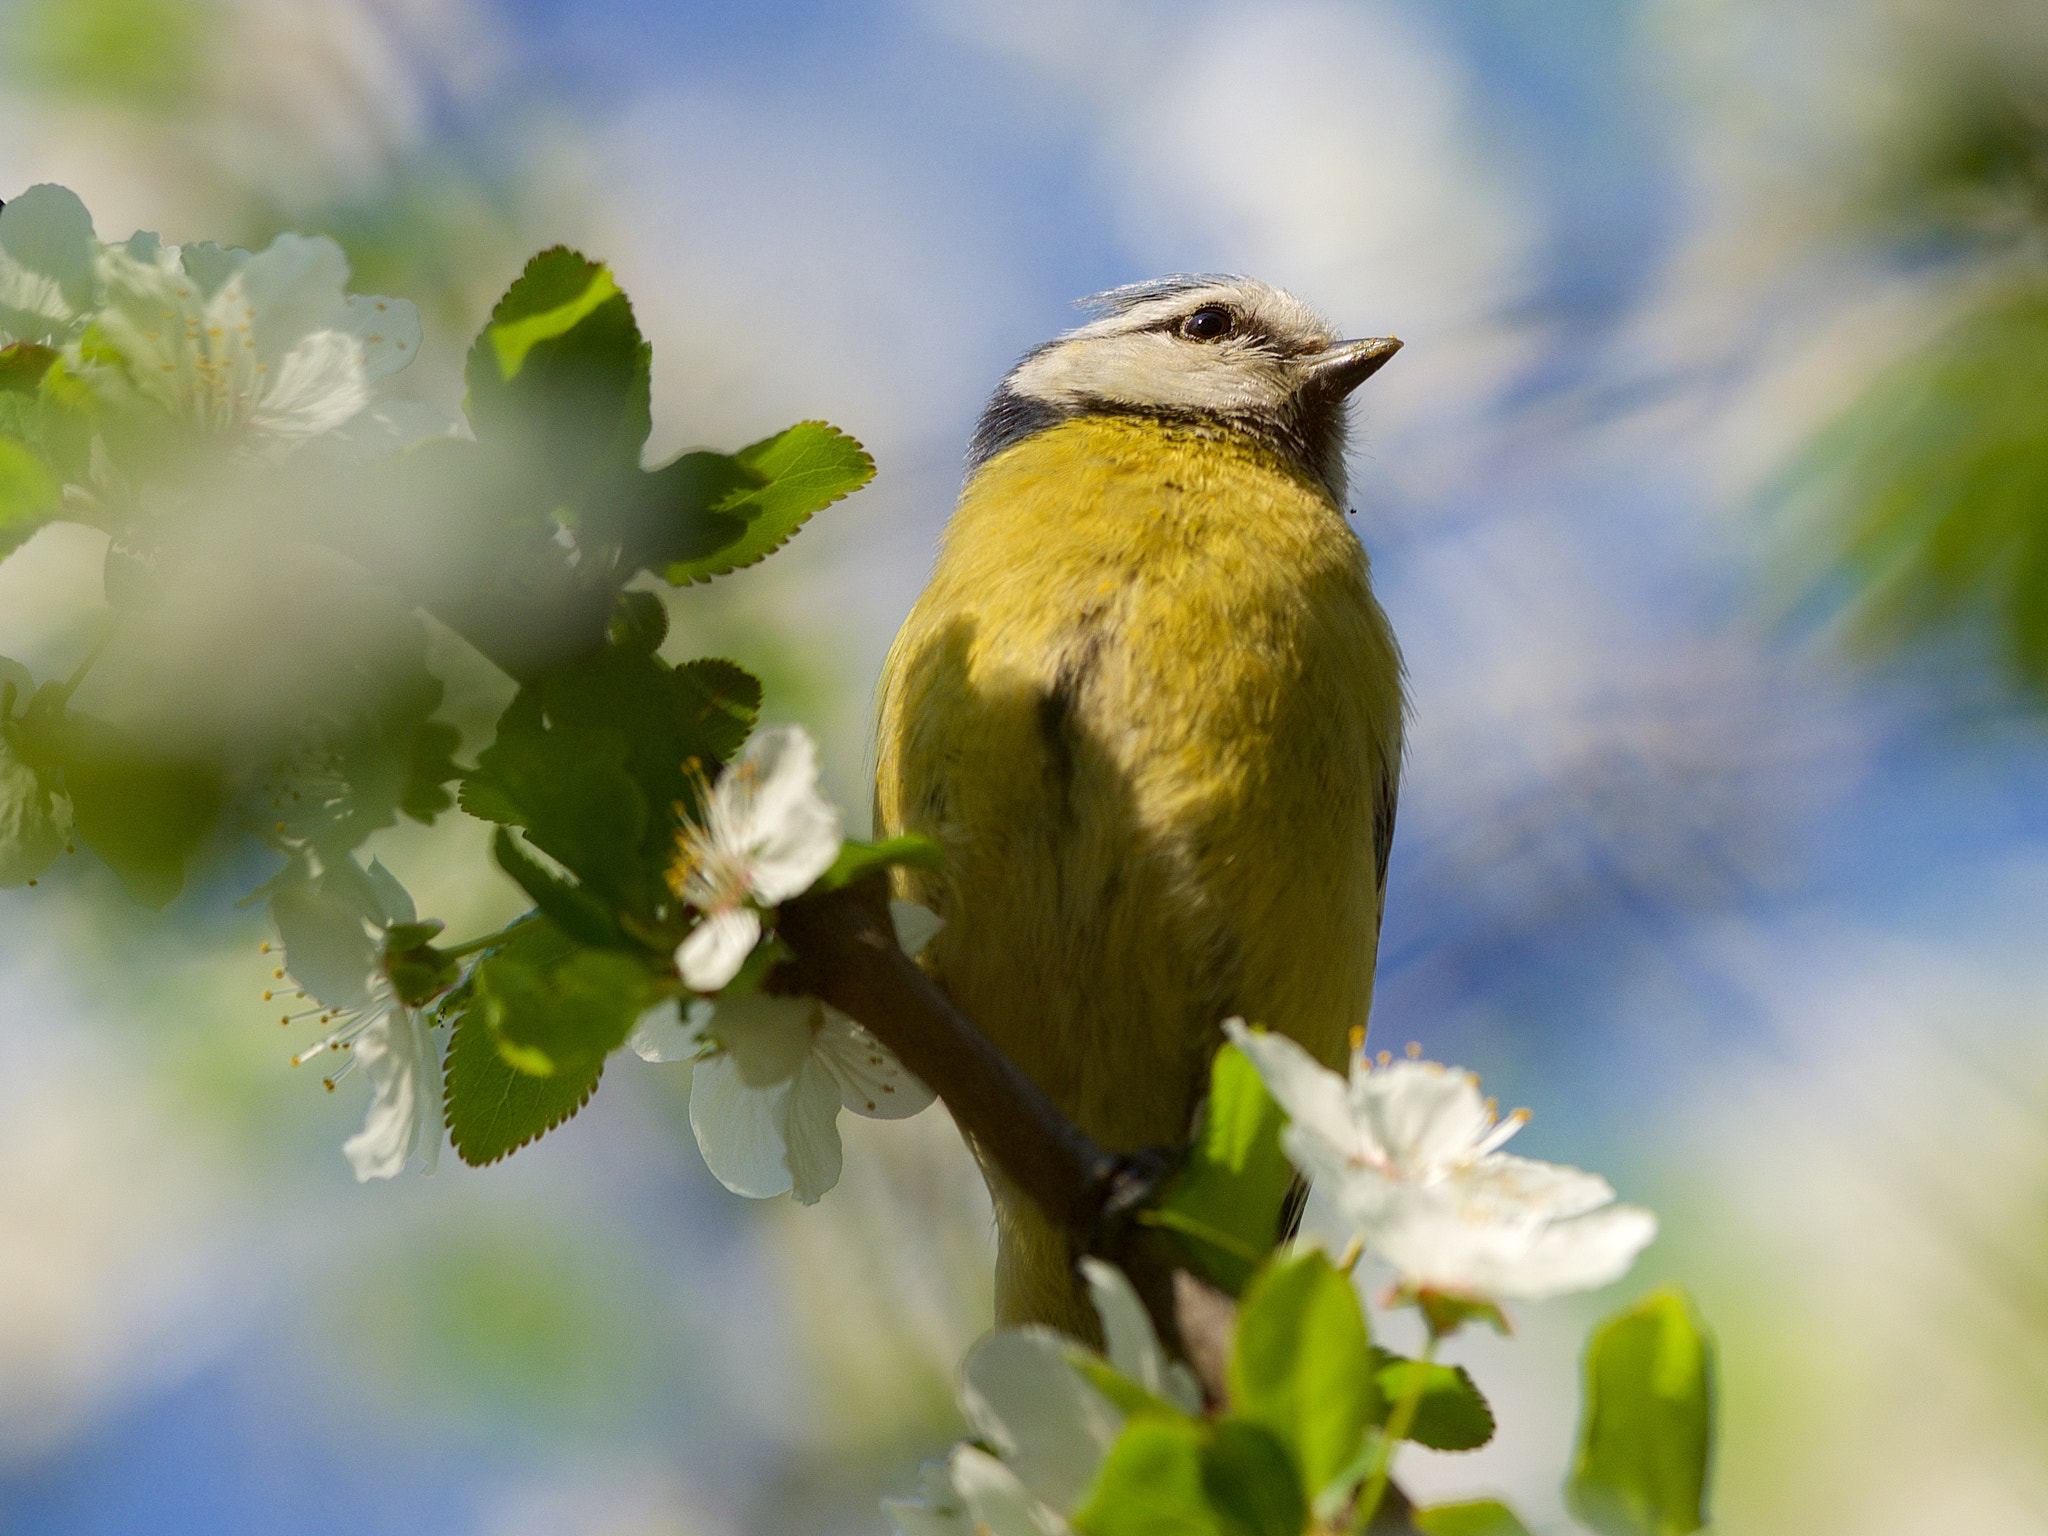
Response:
[1225,1020,1657,1307]
[0,183,429,462]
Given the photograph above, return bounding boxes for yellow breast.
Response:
[875,413,1404,1154]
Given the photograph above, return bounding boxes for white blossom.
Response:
[883,1261,1198,1536]
[670,724,843,992]
[81,228,421,455]
[1225,1020,1656,1302]
[633,900,941,1204]
[269,857,441,1181]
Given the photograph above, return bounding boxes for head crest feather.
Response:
[1074,273,1249,318]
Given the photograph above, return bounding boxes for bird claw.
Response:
[1085,1145,1182,1250]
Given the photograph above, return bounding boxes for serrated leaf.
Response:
[606,589,669,655]
[668,657,762,768]
[474,943,653,1075]
[52,716,219,908]
[1569,1286,1715,1536]
[443,996,605,1166]
[1228,1250,1380,1502]
[465,647,760,920]
[1153,1042,1295,1294]
[660,421,873,584]
[463,248,651,512]
[0,436,60,557]
[493,826,628,950]
[1415,1500,1534,1536]
[401,719,463,824]
[1371,1350,1495,1452]
[475,249,623,382]
[462,692,648,904]
[622,450,761,574]
[814,832,944,892]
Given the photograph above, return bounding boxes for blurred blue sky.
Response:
[3,1,2047,1532]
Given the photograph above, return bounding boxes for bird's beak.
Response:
[1301,336,1402,396]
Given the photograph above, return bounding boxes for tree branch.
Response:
[397,561,1425,1532]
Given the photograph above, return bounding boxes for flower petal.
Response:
[785,1055,846,1205]
[232,232,353,368]
[335,290,422,382]
[687,1051,793,1199]
[1079,1258,1180,1406]
[1461,1154,1616,1222]
[882,1461,975,1536]
[363,857,415,926]
[815,1007,934,1120]
[950,1446,1072,1536]
[889,899,945,958]
[627,997,711,1063]
[676,905,762,991]
[1358,1059,1494,1171]
[959,1327,1122,1512]
[341,996,436,1181]
[706,987,815,1086]
[724,725,843,903]
[248,329,370,448]
[269,876,379,1011]
[1223,1019,1358,1155]
[1495,1204,1658,1299]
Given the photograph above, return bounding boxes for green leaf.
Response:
[658,421,873,584]
[1071,1354,1193,1424]
[667,657,763,770]
[475,250,625,382]
[492,826,628,950]
[813,832,944,892]
[1784,276,2048,699]
[1153,1042,1296,1294]
[606,589,669,655]
[443,988,606,1166]
[463,248,651,511]
[474,943,654,1076]
[0,343,57,394]
[462,693,649,903]
[1414,1500,1535,1536]
[1203,1422,1306,1536]
[0,726,68,886]
[1568,1286,1715,1536]
[55,718,219,908]
[1371,1350,1495,1452]
[1073,1417,1303,1536]
[401,719,463,824]
[463,647,762,915]
[0,435,60,557]
[1228,1249,1381,1502]
[621,450,760,574]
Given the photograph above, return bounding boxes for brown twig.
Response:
[409,576,1425,1532]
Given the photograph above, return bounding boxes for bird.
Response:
[873,275,1405,1336]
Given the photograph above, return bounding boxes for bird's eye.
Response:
[1180,306,1233,341]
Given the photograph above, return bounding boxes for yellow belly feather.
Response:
[874,414,1403,1326]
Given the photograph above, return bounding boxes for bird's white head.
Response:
[970,275,1400,503]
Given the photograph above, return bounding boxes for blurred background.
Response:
[2,0,2047,1530]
